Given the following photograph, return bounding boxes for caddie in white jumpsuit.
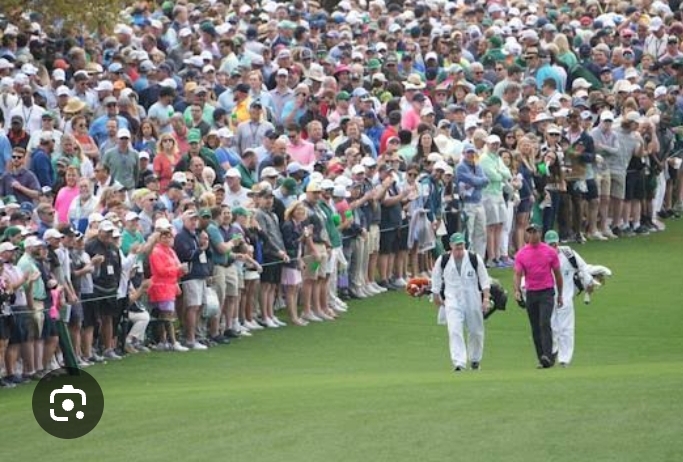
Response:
[431,232,491,371]
[543,230,594,367]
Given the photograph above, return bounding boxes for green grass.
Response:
[2,220,683,461]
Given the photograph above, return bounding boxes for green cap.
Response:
[198,208,212,218]
[449,232,466,245]
[336,91,351,101]
[232,207,250,217]
[188,129,202,143]
[474,83,491,95]
[488,35,503,48]
[544,230,560,244]
[367,58,381,70]
[42,111,56,120]
[2,226,22,241]
[486,96,502,106]
[281,178,297,192]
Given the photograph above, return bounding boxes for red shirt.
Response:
[514,242,560,291]
[379,126,398,155]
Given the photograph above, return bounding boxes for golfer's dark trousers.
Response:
[526,288,555,363]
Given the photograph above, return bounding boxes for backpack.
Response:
[439,251,480,300]
[560,247,585,293]
[439,252,508,318]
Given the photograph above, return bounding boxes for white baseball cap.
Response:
[125,211,139,222]
[44,229,64,240]
[99,220,117,232]
[225,168,242,179]
[117,128,131,139]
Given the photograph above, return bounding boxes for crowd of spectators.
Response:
[1,0,683,387]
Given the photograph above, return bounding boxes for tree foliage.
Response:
[2,0,129,33]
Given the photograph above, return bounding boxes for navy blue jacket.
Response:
[173,227,212,281]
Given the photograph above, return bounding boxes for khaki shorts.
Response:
[610,173,626,200]
[183,279,207,307]
[483,195,506,225]
[212,265,240,304]
[368,224,380,253]
[303,244,329,280]
[30,302,45,340]
[598,171,611,197]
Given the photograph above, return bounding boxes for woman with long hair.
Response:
[553,34,578,68]
[71,115,99,162]
[154,133,180,191]
[413,131,440,166]
[280,201,309,326]
[135,118,158,155]
[513,137,537,252]
[537,149,566,234]
[54,166,80,224]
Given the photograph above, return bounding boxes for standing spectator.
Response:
[84,220,123,360]
[0,147,40,203]
[9,85,45,134]
[281,201,308,326]
[254,184,289,327]
[455,144,489,258]
[148,218,188,352]
[513,224,563,369]
[479,136,512,267]
[174,210,212,350]
[102,128,140,191]
[30,133,56,188]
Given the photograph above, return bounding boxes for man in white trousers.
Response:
[543,230,594,367]
[431,232,491,372]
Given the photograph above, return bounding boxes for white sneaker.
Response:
[372,282,386,293]
[154,342,169,351]
[265,318,279,328]
[246,320,264,330]
[360,286,375,297]
[271,317,287,327]
[188,342,208,350]
[331,302,347,313]
[589,232,608,241]
[304,312,323,322]
[334,296,348,308]
[393,278,407,288]
[172,342,189,352]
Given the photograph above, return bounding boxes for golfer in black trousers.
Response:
[513,224,563,368]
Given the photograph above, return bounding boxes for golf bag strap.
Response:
[560,247,578,270]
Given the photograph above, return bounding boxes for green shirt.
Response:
[206,222,229,266]
[121,229,144,256]
[479,152,512,196]
[319,200,342,248]
[18,254,46,302]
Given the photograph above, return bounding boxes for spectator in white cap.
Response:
[30,131,55,189]
[67,175,98,233]
[101,128,140,191]
[222,168,250,208]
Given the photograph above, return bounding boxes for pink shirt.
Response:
[287,140,316,166]
[401,109,421,131]
[54,185,80,224]
[514,242,560,291]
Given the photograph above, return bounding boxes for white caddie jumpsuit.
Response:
[551,246,594,365]
[431,252,491,369]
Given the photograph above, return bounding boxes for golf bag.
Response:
[440,252,507,320]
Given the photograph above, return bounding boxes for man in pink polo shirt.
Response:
[513,223,563,368]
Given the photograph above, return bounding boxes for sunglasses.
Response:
[12,155,24,160]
